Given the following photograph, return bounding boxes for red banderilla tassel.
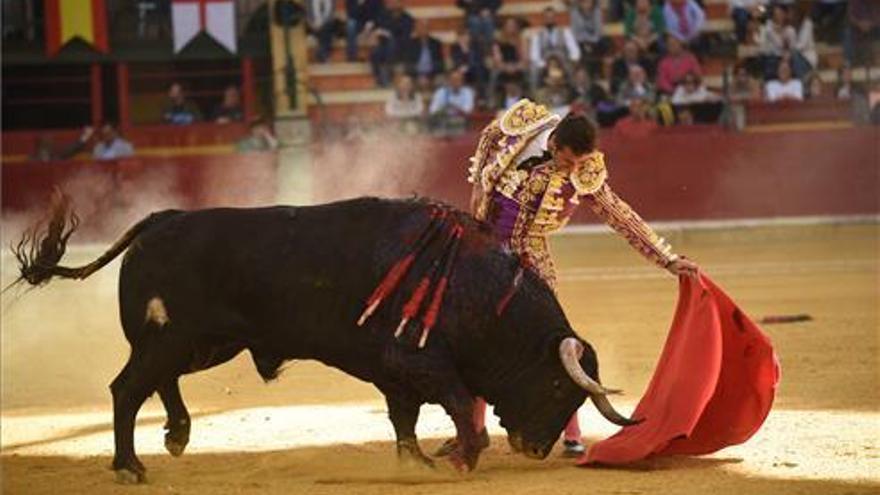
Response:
[418,225,464,348]
[358,209,447,326]
[395,277,431,337]
[496,266,524,316]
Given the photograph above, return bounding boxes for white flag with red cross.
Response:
[172,0,237,53]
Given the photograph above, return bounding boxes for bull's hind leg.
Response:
[111,332,191,484]
[386,394,434,468]
[158,379,190,457]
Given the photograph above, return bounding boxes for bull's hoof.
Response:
[164,430,189,457]
[433,429,489,458]
[447,450,477,473]
[397,440,435,469]
[114,468,146,485]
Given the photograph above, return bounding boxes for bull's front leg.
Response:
[385,394,434,468]
[439,384,482,472]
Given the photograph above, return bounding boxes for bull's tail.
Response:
[9,190,174,289]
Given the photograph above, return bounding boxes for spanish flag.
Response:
[44,0,109,56]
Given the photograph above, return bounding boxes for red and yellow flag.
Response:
[44,0,109,56]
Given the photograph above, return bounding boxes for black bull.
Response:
[13,194,636,483]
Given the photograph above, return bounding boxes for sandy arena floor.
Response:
[1,222,878,494]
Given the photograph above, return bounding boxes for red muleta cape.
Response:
[578,273,780,465]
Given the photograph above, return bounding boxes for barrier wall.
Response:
[3,126,877,236]
[313,126,880,223]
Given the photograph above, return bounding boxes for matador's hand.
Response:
[667,256,699,279]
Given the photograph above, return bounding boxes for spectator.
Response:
[162,83,202,125]
[656,34,701,94]
[535,60,573,114]
[213,85,244,123]
[567,0,608,73]
[836,65,865,101]
[625,0,665,54]
[663,0,705,47]
[618,64,656,105]
[765,62,803,102]
[346,0,385,62]
[451,29,489,98]
[725,64,760,130]
[671,71,717,104]
[571,66,610,108]
[428,69,475,135]
[236,119,279,152]
[811,0,846,43]
[614,96,658,137]
[385,74,424,119]
[792,5,818,73]
[306,0,338,63]
[804,72,825,99]
[488,17,527,105]
[93,123,135,160]
[29,126,94,162]
[611,39,653,94]
[729,0,767,43]
[528,7,581,90]
[677,107,695,125]
[844,0,880,66]
[370,0,414,86]
[403,20,446,81]
[501,80,526,110]
[456,0,502,49]
[758,5,809,80]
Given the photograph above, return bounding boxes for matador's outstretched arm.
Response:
[582,182,680,269]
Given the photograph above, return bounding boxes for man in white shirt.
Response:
[93,123,135,161]
[765,62,803,102]
[429,69,475,135]
[528,7,581,90]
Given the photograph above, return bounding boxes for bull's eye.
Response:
[552,379,561,389]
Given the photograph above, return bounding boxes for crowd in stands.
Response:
[306,0,879,136]
[28,81,277,162]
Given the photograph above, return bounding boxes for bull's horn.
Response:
[559,338,614,396]
[590,394,643,427]
[558,338,641,427]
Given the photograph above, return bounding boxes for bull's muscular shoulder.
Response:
[498,99,559,137]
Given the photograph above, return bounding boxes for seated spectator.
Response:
[306,0,338,63]
[163,83,202,125]
[765,62,803,102]
[571,66,610,108]
[617,64,656,106]
[528,7,581,91]
[811,0,846,43]
[656,34,701,95]
[836,65,865,101]
[671,72,717,104]
[345,0,385,62]
[236,119,279,152]
[456,0,502,50]
[611,39,654,94]
[567,0,608,74]
[451,29,489,99]
[501,80,526,110]
[93,123,135,160]
[792,5,817,74]
[385,74,424,119]
[489,17,527,106]
[729,0,768,43]
[625,0,666,54]
[844,0,880,66]
[730,63,762,102]
[758,5,810,80]
[614,96,658,137]
[663,0,705,47]
[428,69,475,135]
[804,72,825,99]
[29,126,94,162]
[535,62,573,114]
[213,85,244,123]
[403,20,446,82]
[677,107,695,125]
[370,0,414,86]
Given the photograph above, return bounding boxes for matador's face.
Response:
[549,135,588,173]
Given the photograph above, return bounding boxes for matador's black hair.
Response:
[552,112,598,156]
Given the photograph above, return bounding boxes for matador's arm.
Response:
[582,182,679,269]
